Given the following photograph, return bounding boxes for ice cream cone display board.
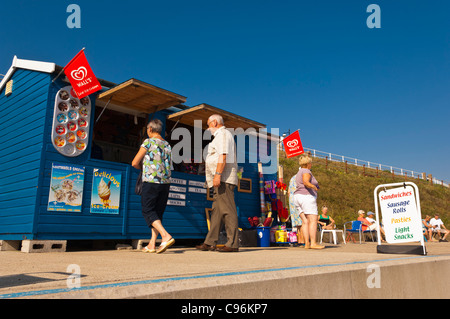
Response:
[91,168,122,215]
[51,85,91,157]
[48,163,85,212]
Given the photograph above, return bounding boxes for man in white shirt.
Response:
[196,114,239,252]
[366,211,386,241]
[430,214,449,242]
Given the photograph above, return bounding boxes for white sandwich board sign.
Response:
[374,182,426,255]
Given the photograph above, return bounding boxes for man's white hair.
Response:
[208,114,224,125]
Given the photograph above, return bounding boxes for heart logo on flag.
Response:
[286,139,298,148]
[70,67,88,81]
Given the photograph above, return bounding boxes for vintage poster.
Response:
[48,162,85,212]
[90,168,121,214]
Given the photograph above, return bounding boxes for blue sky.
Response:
[1,1,449,182]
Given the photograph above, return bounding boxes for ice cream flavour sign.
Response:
[91,168,121,214]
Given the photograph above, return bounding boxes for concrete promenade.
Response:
[0,241,449,299]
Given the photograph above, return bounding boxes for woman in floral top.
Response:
[141,134,172,184]
[132,119,174,254]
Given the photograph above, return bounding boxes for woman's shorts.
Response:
[293,193,318,215]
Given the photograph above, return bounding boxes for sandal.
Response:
[156,238,175,254]
[142,246,156,253]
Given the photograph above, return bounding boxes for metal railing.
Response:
[303,147,449,188]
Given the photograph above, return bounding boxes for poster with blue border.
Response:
[90,168,121,214]
[48,163,85,212]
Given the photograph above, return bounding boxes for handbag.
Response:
[135,170,143,195]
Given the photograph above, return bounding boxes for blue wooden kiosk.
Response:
[0,56,278,246]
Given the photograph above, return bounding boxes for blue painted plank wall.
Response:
[0,69,51,239]
[35,80,130,240]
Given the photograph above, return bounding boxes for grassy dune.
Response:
[280,153,450,228]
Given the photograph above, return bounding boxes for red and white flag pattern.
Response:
[63,50,101,99]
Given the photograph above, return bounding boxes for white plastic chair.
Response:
[320,224,346,245]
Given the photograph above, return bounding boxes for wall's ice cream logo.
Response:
[70,67,87,81]
[286,139,298,148]
[98,178,111,207]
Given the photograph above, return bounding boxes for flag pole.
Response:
[52,47,86,83]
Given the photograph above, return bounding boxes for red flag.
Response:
[283,130,304,158]
[63,50,102,99]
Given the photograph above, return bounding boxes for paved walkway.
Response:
[0,241,449,299]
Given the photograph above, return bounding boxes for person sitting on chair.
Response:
[422,215,435,241]
[366,211,386,242]
[357,210,371,231]
[430,214,449,242]
[318,206,335,230]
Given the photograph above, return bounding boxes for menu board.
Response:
[51,86,91,157]
[238,178,252,193]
